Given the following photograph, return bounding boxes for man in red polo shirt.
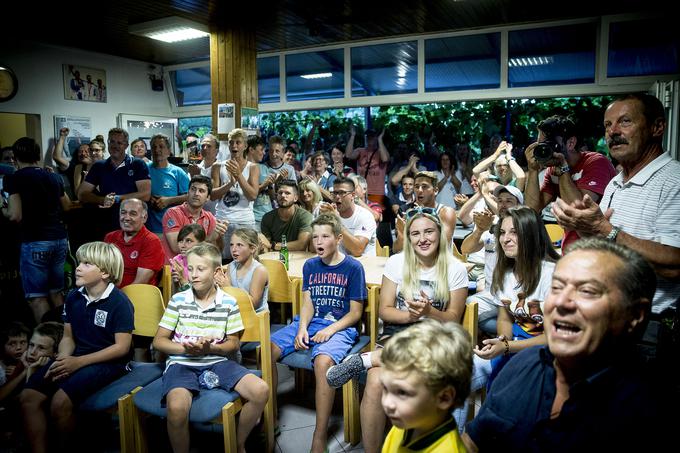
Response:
[104,198,165,287]
[161,175,228,262]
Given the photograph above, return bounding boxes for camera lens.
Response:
[534,140,561,164]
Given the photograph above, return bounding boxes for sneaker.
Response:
[326,353,365,388]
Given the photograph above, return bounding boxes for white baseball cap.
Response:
[493,185,524,205]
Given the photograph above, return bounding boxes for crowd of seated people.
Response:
[0,92,677,452]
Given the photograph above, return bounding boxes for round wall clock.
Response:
[0,66,19,102]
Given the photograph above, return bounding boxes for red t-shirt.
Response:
[541,151,617,249]
[104,226,165,287]
[161,203,216,262]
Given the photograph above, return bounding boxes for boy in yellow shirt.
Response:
[380,320,472,453]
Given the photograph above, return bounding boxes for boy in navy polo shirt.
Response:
[270,213,366,453]
[20,242,134,452]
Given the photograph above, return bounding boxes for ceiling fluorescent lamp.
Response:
[301,72,332,79]
[508,56,554,67]
[129,16,209,43]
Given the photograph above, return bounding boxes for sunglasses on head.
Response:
[404,206,440,223]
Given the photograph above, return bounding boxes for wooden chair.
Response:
[79,284,166,452]
[261,258,300,324]
[462,301,481,422]
[158,264,172,308]
[545,223,565,246]
[452,241,467,262]
[118,287,275,453]
[376,240,390,257]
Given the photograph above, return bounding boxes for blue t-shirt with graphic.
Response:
[302,255,366,322]
[146,162,190,232]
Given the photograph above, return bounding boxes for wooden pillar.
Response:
[210,26,258,140]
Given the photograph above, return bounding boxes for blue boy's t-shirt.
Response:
[302,255,366,322]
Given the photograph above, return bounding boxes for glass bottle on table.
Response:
[279,234,289,270]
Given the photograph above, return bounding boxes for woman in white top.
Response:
[325,206,469,453]
[211,128,259,260]
[473,206,560,386]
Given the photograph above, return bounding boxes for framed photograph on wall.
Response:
[63,64,107,102]
[118,114,178,155]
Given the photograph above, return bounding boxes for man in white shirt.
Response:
[319,176,376,257]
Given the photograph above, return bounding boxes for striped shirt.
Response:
[159,286,243,369]
[600,152,680,313]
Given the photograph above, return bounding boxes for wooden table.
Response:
[259,251,387,286]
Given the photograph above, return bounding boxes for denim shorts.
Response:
[20,239,68,298]
[271,315,359,365]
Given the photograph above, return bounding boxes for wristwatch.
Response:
[606,226,621,242]
[553,164,570,176]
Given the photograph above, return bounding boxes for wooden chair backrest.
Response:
[545,223,565,245]
[159,264,172,308]
[462,301,479,347]
[121,284,166,337]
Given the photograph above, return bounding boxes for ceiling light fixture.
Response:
[300,72,333,79]
[129,16,209,43]
[508,56,554,67]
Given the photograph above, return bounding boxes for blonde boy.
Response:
[380,320,472,453]
[20,242,134,453]
[270,213,366,453]
[153,243,268,453]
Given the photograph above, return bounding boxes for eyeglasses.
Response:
[404,206,441,223]
[333,190,353,198]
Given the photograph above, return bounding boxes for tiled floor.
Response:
[274,363,365,453]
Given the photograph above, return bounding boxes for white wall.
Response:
[0,41,174,160]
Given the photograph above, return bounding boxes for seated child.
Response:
[1,322,63,403]
[19,242,134,452]
[153,243,269,453]
[170,223,207,292]
[220,228,269,312]
[1,322,30,388]
[270,213,367,453]
[380,319,472,453]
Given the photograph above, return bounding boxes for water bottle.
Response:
[279,234,289,270]
[198,370,220,389]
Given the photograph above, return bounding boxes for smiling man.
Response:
[161,175,228,262]
[463,238,669,452]
[104,198,164,287]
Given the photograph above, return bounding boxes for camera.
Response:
[533,140,564,165]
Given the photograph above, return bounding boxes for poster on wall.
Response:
[217,103,235,134]
[118,114,178,155]
[241,107,259,136]
[63,64,107,102]
[53,115,92,159]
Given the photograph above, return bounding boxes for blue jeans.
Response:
[20,239,68,298]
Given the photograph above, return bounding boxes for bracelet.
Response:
[497,335,510,355]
